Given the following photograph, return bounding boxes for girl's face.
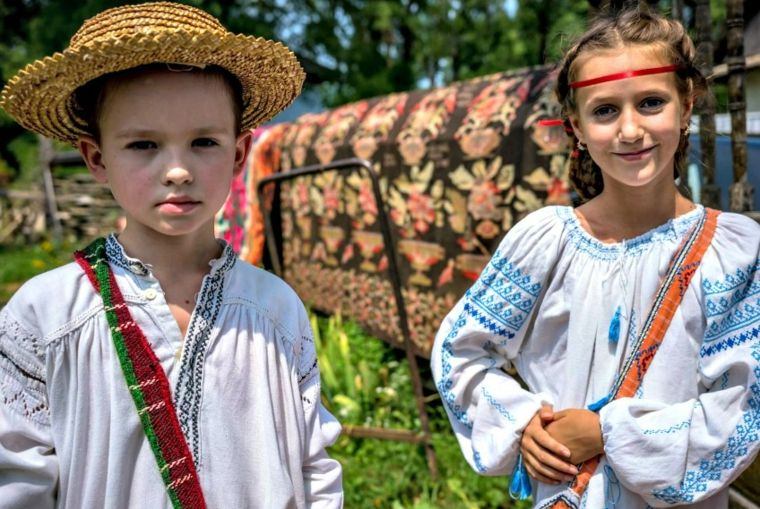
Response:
[570,45,692,192]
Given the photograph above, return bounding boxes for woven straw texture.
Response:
[0,2,305,144]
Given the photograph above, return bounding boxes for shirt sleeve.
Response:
[430,207,563,475]
[296,304,343,508]
[0,303,58,508]
[599,212,760,507]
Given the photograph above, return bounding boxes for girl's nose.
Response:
[618,109,643,143]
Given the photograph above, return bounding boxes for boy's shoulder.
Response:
[2,261,97,340]
[225,260,308,332]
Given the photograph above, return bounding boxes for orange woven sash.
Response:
[549,208,719,509]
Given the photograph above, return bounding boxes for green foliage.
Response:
[311,311,531,509]
[0,240,73,306]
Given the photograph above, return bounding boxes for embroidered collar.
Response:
[556,205,704,260]
[105,233,237,278]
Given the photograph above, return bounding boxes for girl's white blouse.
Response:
[431,205,760,509]
[0,235,343,508]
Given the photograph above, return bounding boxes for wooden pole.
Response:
[695,0,720,209]
[37,136,63,243]
[726,0,752,212]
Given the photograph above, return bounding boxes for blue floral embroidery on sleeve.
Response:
[651,341,760,504]
[436,250,542,429]
[701,259,760,357]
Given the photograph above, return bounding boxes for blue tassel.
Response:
[509,454,532,500]
[608,306,622,344]
[587,393,611,412]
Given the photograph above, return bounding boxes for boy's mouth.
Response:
[156,196,201,214]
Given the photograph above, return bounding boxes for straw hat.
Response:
[0,2,305,144]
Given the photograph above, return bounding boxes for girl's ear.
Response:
[570,114,586,144]
[681,97,694,130]
[233,130,253,177]
[78,136,108,183]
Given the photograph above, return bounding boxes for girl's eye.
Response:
[640,97,666,110]
[592,105,617,119]
[126,140,157,150]
[192,138,219,148]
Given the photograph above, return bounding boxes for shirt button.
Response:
[143,288,158,300]
[130,263,143,273]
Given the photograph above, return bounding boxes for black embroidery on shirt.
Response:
[0,350,44,384]
[105,234,150,276]
[0,310,49,426]
[173,243,237,466]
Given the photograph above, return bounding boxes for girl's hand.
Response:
[544,409,604,464]
[520,405,579,484]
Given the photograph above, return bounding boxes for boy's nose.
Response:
[163,165,194,186]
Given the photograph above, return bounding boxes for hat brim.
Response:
[1,28,305,144]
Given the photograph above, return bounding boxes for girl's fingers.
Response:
[523,455,560,485]
[523,449,572,483]
[539,404,554,421]
[533,426,572,459]
[529,441,579,476]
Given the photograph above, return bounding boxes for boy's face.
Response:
[78,69,250,239]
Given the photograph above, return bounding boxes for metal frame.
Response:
[257,157,437,477]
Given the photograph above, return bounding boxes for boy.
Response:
[0,3,343,508]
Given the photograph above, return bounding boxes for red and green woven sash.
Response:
[75,238,206,509]
[549,208,720,509]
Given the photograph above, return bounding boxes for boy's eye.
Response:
[640,97,666,110]
[192,138,219,148]
[592,105,617,119]
[126,140,157,150]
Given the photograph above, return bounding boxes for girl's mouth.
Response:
[613,145,656,161]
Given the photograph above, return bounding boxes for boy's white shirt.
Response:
[432,205,760,509]
[0,234,343,508]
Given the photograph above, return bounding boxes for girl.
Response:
[431,8,759,509]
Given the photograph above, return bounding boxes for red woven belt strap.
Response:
[548,207,720,509]
[75,238,207,509]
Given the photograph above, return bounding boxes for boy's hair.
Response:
[72,63,245,141]
[555,8,707,202]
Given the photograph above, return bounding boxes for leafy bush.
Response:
[311,311,529,509]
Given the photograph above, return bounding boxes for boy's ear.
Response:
[78,136,109,183]
[233,130,253,177]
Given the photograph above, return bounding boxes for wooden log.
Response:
[726,0,753,212]
[340,424,428,443]
[695,0,720,209]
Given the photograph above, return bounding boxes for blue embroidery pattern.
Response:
[701,259,760,357]
[643,419,691,436]
[556,206,702,261]
[651,340,760,504]
[482,387,516,422]
[436,251,541,430]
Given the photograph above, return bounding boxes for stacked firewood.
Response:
[53,173,123,240]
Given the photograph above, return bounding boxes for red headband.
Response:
[569,64,682,89]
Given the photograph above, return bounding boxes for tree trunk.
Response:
[695,0,720,209]
[726,0,752,212]
[671,0,682,23]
